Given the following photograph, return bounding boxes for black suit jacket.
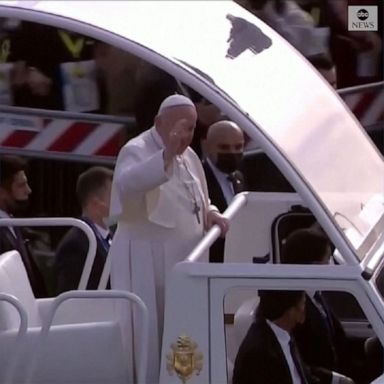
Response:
[294,294,349,382]
[202,161,245,263]
[233,317,317,384]
[0,226,47,297]
[54,218,109,293]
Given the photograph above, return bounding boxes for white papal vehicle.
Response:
[0,1,383,384]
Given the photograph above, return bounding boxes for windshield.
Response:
[1,0,383,261]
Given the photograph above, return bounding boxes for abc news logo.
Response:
[357,9,369,21]
[348,6,378,31]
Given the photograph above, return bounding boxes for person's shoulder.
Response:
[185,146,202,163]
[123,130,149,149]
[236,321,268,362]
[56,226,86,250]
[115,130,152,164]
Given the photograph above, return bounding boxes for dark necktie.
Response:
[314,292,335,338]
[103,233,112,250]
[289,339,308,384]
[227,172,243,194]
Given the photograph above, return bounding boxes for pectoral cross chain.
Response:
[193,202,201,224]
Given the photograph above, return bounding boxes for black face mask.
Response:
[215,152,243,174]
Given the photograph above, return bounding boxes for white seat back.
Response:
[0,250,146,383]
[233,296,259,352]
[0,251,41,330]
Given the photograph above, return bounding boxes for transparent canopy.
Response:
[1,0,383,261]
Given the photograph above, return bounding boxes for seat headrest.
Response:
[0,251,41,330]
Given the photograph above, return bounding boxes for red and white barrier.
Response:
[0,86,382,161]
[0,115,124,157]
[343,87,384,128]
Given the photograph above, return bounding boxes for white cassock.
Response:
[108,127,212,384]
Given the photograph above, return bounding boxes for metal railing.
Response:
[0,105,135,125]
[0,217,97,290]
[97,193,249,289]
[0,105,136,164]
[0,80,382,164]
[337,80,384,96]
[186,193,248,263]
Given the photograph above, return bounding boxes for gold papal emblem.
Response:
[166,334,203,383]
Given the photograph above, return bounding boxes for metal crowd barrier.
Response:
[0,80,383,164]
[0,217,97,290]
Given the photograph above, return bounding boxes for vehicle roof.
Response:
[1,0,383,265]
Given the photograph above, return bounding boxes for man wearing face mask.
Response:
[54,166,113,293]
[203,120,245,262]
[0,155,47,297]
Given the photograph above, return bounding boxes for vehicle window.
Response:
[225,287,379,384]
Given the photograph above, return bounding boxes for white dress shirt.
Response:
[94,223,111,246]
[206,158,234,204]
[266,319,303,384]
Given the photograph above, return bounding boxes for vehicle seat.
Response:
[0,250,145,384]
[233,296,259,355]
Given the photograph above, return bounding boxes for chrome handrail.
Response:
[338,81,384,96]
[0,105,135,125]
[0,218,97,290]
[186,193,248,263]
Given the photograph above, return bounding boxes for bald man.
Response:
[203,120,246,262]
[109,94,228,383]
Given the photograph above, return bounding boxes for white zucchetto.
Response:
[158,94,195,115]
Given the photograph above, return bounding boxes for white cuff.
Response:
[331,371,346,384]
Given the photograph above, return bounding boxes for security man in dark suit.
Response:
[283,228,355,384]
[202,120,245,262]
[54,166,113,293]
[233,289,313,384]
[0,155,47,298]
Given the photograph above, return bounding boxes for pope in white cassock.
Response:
[108,94,228,383]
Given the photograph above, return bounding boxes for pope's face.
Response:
[157,105,198,154]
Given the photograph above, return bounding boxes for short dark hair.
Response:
[76,166,113,208]
[307,53,335,71]
[282,228,331,264]
[258,290,305,321]
[0,155,28,189]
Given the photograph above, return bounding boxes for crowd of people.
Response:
[236,0,383,88]
[0,0,382,112]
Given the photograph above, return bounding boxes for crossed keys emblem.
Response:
[166,334,203,383]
